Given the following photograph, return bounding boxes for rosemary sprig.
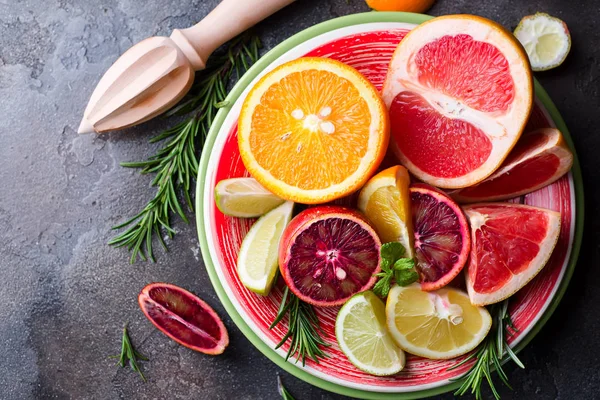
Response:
[110,324,148,381]
[450,299,524,399]
[109,34,261,263]
[277,376,296,400]
[269,286,330,366]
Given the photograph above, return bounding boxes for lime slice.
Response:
[514,12,571,71]
[335,291,405,376]
[215,177,285,218]
[386,284,492,359]
[237,201,294,295]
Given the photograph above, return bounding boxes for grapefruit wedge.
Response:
[463,203,561,306]
[382,15,533,189]
[451,128,574,203]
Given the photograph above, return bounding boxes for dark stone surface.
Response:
[0,0,597,399]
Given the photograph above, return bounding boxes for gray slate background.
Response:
[1,0,598,399]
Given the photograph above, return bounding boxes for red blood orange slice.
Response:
[410,184,470,291]
[382,15,533,189]
[279,206,381,306]
[138,283,229,355]
[463,203,561,306]
[451,128,574,203]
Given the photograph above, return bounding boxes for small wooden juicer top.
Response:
[78,0,295,134]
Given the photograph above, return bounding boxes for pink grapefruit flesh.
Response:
[410,184,471,291]
[138,283,229,355]
[451,128,574,203]
[279,206,381,307]
[463,203,561,306]
[382,15,533,188]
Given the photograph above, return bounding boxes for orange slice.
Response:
[365,0,435,13]
[238,57,389,204]
[382,15,533,189]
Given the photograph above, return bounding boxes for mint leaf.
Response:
[372,273,393,297]
[393,258,415,271]
[380,242,406,271]
[393,258,419,286]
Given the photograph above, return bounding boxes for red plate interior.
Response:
[208,29,573,389]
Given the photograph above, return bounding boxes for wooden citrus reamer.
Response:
[78,0,295,134]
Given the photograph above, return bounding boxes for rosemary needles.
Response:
[110,324,148,381]
[450,299,525,399]
[109,34,261,263]
[269,286,330,366]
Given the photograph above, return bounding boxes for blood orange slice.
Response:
[451,128,574,203]
[463,203,561,306]
[279,206,381,306]
[410,184,470,291]
[382,15,533,188]
[138,283,229,355]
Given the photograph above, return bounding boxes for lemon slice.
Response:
[215,177,284,218]
[237,201,294,295]
[336,291,405,376]
[514,13,571,71]
[358,165,414,257]
[386,284,492,359]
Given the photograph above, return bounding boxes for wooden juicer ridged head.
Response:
[78,0,295,134]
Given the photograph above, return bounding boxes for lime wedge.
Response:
[514,13,571,71]
[215,177,285,218]
[237,201,294,295]
[335,291,405,376]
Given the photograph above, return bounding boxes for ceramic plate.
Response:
[196,13,584,399]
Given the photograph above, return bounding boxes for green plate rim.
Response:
[195,12,584,399]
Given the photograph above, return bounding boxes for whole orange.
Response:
[365,0,435,12]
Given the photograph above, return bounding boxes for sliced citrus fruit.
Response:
[386,284,492,359]
[451,128,574,203]
[365,0,434,13]
[464,203,561,306]
[279,205,381,306]
[358,165,414,257]
[514,13,571,71]
[238,57,389,204]
[382,15,533,189]
[410,184,470,291]
[336,291,405,375]
[215,177,285,218]
[138,283,229,355]
[237,201,294,296]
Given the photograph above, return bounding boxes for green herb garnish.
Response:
[372,242,418,297]
[277,375,296,400]
[269,286,330,366]
[110,324,148,381]
[109,34,261,263]
[450,299,524,399]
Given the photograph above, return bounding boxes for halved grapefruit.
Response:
[451,128,574,203]
[382,15,533,189]
[463,203,561,306]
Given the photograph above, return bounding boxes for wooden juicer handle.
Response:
[78,0,295,134]
[171,0,296,70]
